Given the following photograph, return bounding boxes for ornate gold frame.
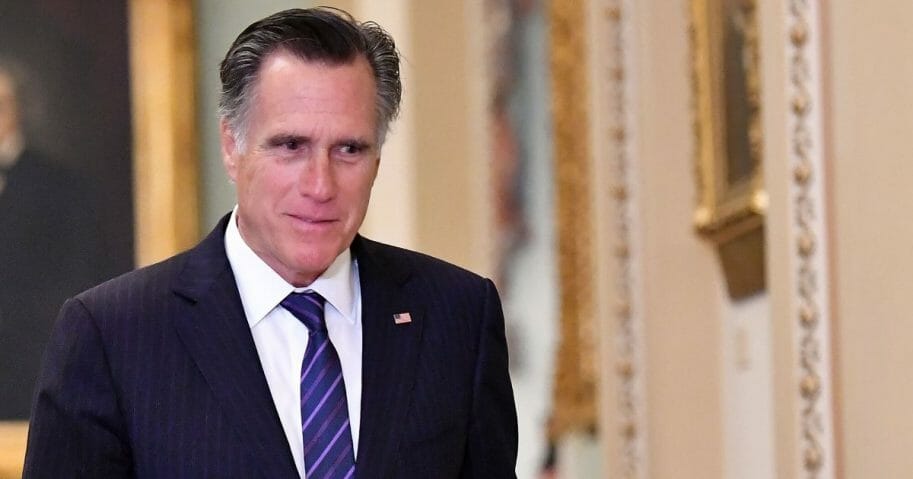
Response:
[548,0,598,439]
[0,1,199,475]
[691,0,766,298]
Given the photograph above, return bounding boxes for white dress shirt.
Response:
[224,208,362,478]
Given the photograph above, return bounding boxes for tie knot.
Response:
[281,291,326,332]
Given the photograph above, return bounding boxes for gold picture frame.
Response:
[691,0,766,298]
[548,0,598,438]
[0,1,199,475]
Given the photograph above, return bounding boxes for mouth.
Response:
[285,213,339,227]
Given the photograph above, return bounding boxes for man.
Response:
[0,61,104,419]
[24,7,517,478]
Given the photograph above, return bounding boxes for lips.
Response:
[285,213,339,226]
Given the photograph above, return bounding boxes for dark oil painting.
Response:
[0,0,134,420]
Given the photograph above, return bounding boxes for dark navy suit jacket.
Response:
[23,216,518,478]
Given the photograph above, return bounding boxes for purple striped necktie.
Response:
[281,292,356,479]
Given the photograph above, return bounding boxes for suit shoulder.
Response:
[73,249,190,308]
[355,237,492,289]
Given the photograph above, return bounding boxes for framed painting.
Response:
[0,0,198,475]
[691,0,766,298]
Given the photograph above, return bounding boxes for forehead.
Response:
[253,52,375,108]
[242,51,379,142]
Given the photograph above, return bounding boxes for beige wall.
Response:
[634,0,727,471]
[828,2,913,476]
[408,2,493,275]
[760,0,801,476]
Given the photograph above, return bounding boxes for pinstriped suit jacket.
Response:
[23,215,518,478]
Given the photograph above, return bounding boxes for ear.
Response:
[220,119,240,182]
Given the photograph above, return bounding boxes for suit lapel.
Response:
[352,237,425,477]
[171,216,298,479]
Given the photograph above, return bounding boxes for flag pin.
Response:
[393,312,412,325]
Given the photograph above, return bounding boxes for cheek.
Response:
[346,173,377,210]
[239,161,285,201]
[355,162,379,195]
[236,168,259,204]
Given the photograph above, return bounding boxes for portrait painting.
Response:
[691,0,766,298]
[0,1,134,421]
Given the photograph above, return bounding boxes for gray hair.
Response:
[218,7,402,149]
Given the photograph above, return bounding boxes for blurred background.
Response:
[3,0,913,477]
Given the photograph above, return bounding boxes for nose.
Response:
[297,152,337,202]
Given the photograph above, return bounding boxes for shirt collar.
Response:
[224,206,357,328]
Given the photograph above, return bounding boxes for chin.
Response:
[289,245,338,272]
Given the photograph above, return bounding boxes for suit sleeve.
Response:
[23,298,133,478]
[461,279,518,478]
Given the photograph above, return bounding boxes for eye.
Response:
[339,142,364,155]
[336,139,375,159]
[266,135,309,153]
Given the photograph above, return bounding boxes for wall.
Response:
[407,2,493,273]
[631,0,727,475]
[828,2,913,476]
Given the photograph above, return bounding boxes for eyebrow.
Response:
[336,138,374,150]
[265,133,311,147]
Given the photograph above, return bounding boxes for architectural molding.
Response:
[786,0,837,477]
[602,1,648,477]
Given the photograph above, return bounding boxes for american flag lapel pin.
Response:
[393,312,412,325]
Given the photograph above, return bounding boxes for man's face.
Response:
[221,51,380,286]
[0,72,19,143]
